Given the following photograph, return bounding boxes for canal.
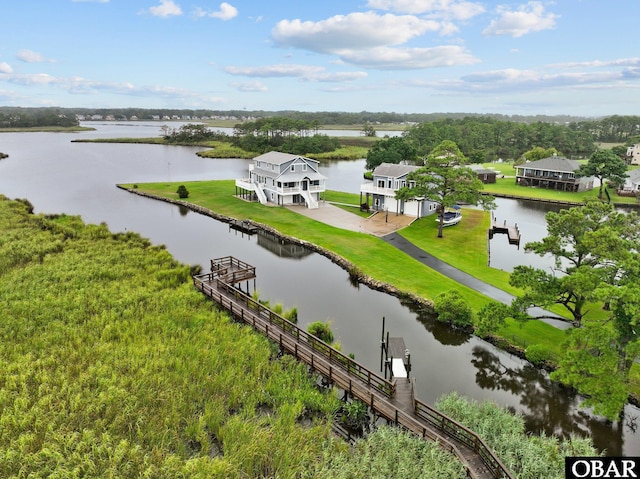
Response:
[0,121,633,455]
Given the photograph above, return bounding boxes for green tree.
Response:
[365,136,417,170]
[508,201,638,327]
[576,148,628,199]
[395,140,494,238]
[433,290,474,328]
[519,146,559,164]
[361,123,376,137]
[550,321,635,420]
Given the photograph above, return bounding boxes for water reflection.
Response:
[256,231,313,259]
[470,346,624,455]
[1,122,638,455]
[405,301,472,347]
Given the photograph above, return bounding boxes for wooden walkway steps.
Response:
[193,256,513,479]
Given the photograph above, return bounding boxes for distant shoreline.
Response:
[0,126,94,133]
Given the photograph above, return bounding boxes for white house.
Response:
[619,168,640,194]
[627,144,640,165]
[359,163,438,218]
[235,151,326,209]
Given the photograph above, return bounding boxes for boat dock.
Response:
[489,217,521,247]
[229,219,258,235]
[193,256,513,479]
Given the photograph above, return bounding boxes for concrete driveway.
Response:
[287,202,414,236]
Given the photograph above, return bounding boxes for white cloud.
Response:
[272,12,441,53]
[16,49,56,63]
[549,58,640,69]
[148,0,182,17]
[457,68,621,92]
[304,71,368,82]
[230,81,268,92]
[225,63,367,83]
[483,1,558,37]
[341,45,477,69]
[194,2,238,20]
[0,70,222,104]
[270,11,475,71]
[212,2,237,20]
[225,64,326,78]
[367,0,485,20]
[0,62,13,74]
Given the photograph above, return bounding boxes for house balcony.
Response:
[360,182,398,197]
[235,178,256,190]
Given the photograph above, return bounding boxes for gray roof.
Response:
[373,162,419,178]
[253,151,317,166]
[626,168,640,183]
[468,164,496,175]
[517,156,581,172]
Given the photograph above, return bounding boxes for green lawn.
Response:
[123,181,569,353]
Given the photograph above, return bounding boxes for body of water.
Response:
[0,122,632,455]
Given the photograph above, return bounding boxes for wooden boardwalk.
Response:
[193,257,513,479]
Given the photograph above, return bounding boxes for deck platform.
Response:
[489,218,521,247]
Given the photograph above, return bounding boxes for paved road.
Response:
[381,232,571,330]
[288,203,570,329]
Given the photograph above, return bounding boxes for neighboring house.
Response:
[235,151,326,209]
[627,144,640,165]
[514,156,594,192]
[618,168,640,195]
[359,163,438,217]
[469,164,497,184]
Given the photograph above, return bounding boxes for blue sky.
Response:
[1,0,638,116]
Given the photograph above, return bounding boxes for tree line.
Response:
[0,107,78,128]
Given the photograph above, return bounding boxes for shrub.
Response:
[176,185,189,199]
[525,344,556,366]
[433,290,474,328]
[307,321,334,344]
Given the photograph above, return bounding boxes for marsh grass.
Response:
[0,195,341,477]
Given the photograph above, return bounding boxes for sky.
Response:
[1,0,639,116]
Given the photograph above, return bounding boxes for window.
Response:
[302,164,307,171]
[291,165,295,172]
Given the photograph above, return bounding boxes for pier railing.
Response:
[413,391,513,479]
[193,258,513,479]
[193,274,396,398]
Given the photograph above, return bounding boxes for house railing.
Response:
[360,183,398,196]
[516,171,576,181]
[280,184,324,194]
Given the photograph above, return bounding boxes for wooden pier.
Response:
[229,219,258,235]
[489,217,521,248]
[193,256,513,479]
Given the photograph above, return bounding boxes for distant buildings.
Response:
[627,144,640,165]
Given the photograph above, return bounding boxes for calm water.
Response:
[0,122,634,455]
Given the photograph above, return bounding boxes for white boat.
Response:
[438,207,462,226]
